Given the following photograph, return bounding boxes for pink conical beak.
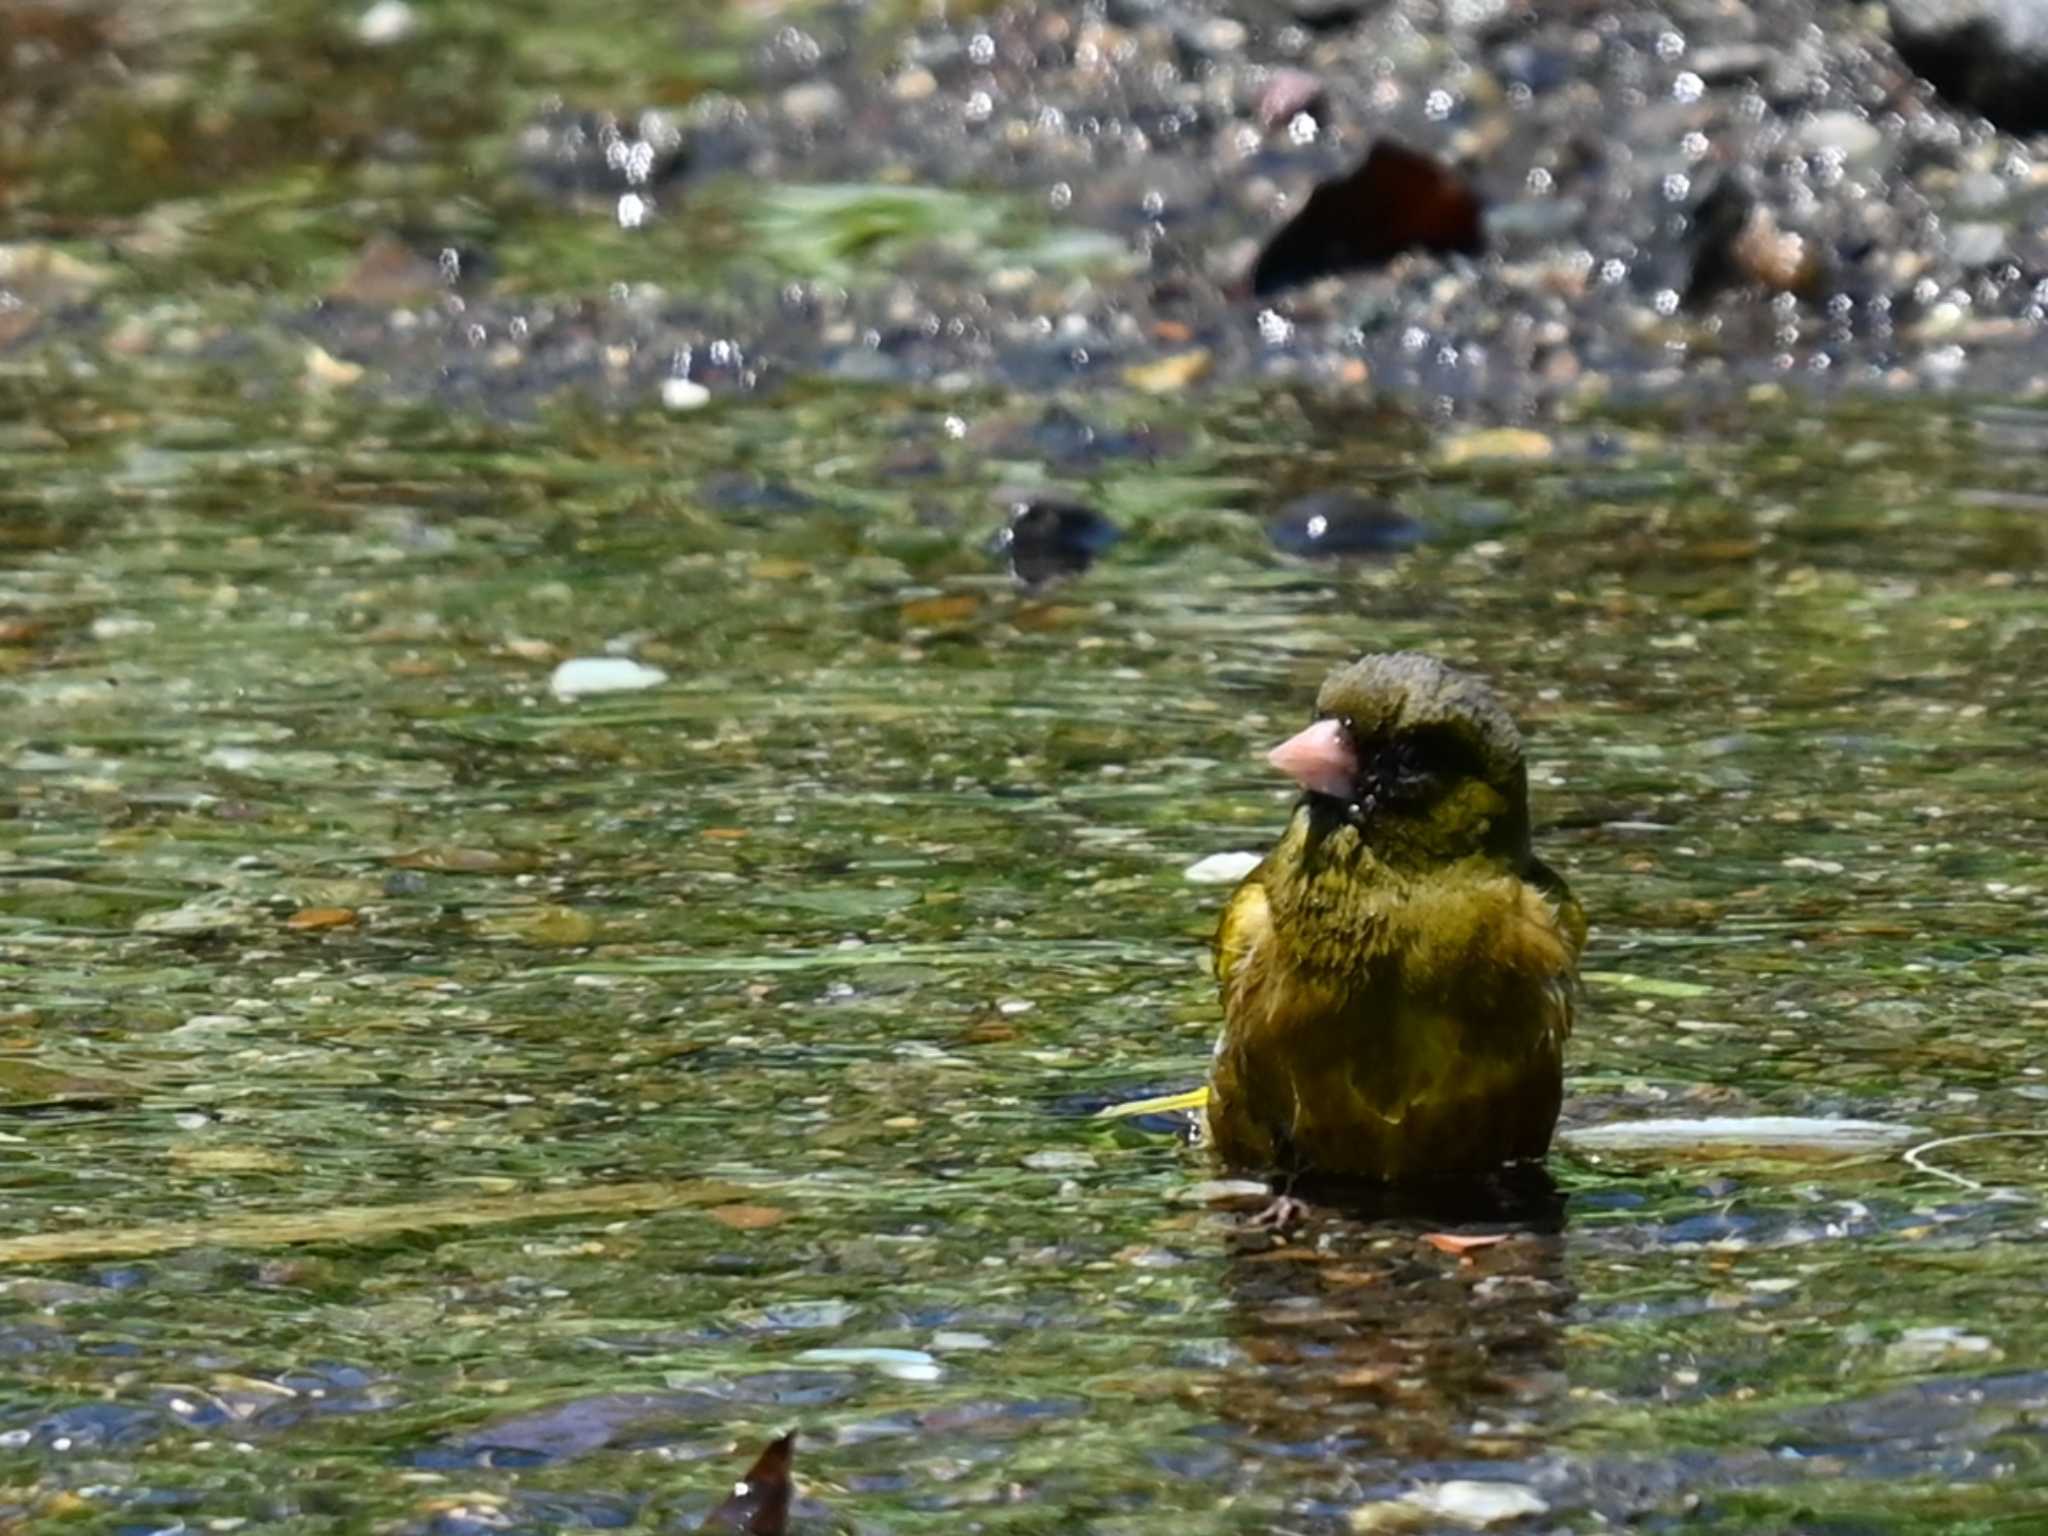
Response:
[1267,718,1357,799]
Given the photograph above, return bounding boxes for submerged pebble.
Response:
[1266,492,1425,559]
[548,657,669,699]
[989,497,1120,586]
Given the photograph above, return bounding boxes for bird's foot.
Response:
[1249,1193,1310,1231]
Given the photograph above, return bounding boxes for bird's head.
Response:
[1267,652,1532,868]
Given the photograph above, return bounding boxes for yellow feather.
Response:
[1094,1086,1212,1119]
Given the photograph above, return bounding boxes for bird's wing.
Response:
[1213,872,1272,993]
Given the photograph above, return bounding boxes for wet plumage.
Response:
[1208,653,1586,1184]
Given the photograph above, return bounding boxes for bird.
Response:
[1205,652,1585,1187]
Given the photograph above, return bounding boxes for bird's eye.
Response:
[1376,727,1477,802]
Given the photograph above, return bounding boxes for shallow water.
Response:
[6,371,2048,1531]
[8,0,2048,1530]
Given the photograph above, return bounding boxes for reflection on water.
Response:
[5,382,2048,1528]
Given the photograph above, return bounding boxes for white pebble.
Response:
[1022,1150,1097,1173]
[1183,851,1261,884]
[548,657,669,700]
[660,378,710,411]
[1398,1480,1549,1527]
[357,0,415,43]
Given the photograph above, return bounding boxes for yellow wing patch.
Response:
[1214,876,1272,992]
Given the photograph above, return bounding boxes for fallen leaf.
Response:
[1422,1232,1509,1259]
[706,1203,789,1231]
[701,1431,795,1534]
[1122,349,1212,394]
[1436,427,1553,467]
[285,906,358,932]
[1252,140,1482,297]
[898,594,981,627]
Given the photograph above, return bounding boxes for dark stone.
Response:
[989,497,1121,585]
[1250,140,1484,298]
[1890,0,2048,133]
[1266,492,1424,558]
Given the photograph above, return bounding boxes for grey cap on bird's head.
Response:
[1265,651,1529,825]
[1313,652,1523,774]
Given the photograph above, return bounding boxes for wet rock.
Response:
[327,236,459,307]
[989,497,1120,586]
[1257,69,1327,133]
[1266,491,1424,558]
[1683,174,1822,307]
[1889,0,2048,134]
[1251,140,1483,298]
[1884,1325,2002,1370]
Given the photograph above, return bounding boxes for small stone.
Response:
[1021,1150,1097,1173]
[781,81,845,128]
[357,0,416,44]
[660,377,711,411]
[1794,109,1883,161]
[549,657,669,699]
[1399,1481,1550,1528]
[989,496,1119,586]
[1184,851,1262,884]
[303,345,364,388]
[892,67,938,102]
[1267,491,1425,559]
[1884,1325,2001,1371]
[1949,221,2007,268]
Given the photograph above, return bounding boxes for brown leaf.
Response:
[285,906,357,932]
[1251,139,1483,297]
[706,1204,789,1231]
[897,594,981,627]
[1422,1231,1509,1260]
[701,1431,795,1534]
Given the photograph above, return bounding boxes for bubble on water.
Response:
[1654,288,1680,316]
[965,90,994,123]
[617,192,650,229]
[1287,111,1317,146]
[1140,189,1165,217]
[1672,71,1704,103]
[968,32,995,64]
[1257,308,1294,346]
[1600,257,1628,285]
[1424,88,1455,121]
[1681,130,1710,160]
[1662,172,1690,201]
[1400,325,1428,354]
[943,415,966,439]
[1526,166,1553,194]
[1049,181,1072,210]
[1655,29,1686,61]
